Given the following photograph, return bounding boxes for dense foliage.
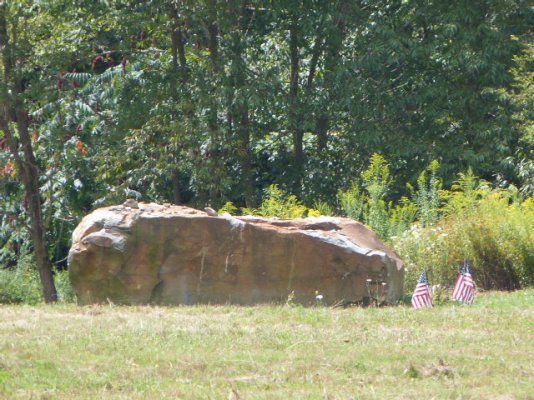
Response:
[0,1,532,301]
[221,157,534,292]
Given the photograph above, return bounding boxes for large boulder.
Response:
[68,203,404,305]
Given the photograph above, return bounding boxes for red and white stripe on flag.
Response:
[412,282,432,309]
[452,273,475,304]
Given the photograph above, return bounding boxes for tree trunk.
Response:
[289,16,303,193]
[316,1,348,151]
[205,0,223,204]
[172,170,182,204]
[316,115,329,151]
[305,27,324,150]
[238,102,255,207]
[0,116,58,303]
[0,5,57,303]
[17,109,59,303]
[229,5,255,208]
[169,4,183,204]
[169,4,188,80]
[306,32,323,89]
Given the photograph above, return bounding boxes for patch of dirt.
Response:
[421,359,457,379]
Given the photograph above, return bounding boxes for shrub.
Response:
[338,154,392,239]
[0,255,76,304]
[307,208,321,217]
[0,254,43,304]
[244,184,307,219]
[54,268,77,303]
[218,201,238,215]
[408,160,442,226]
[312,200,334,216]
[362,154,391,239]
[394,188,534,291]
[393,225,458,293]
[338,183,365,221]
[441,168,492,215]
[388,197,418,238]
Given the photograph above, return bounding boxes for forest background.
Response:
[0,0,532,303]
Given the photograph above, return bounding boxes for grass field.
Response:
[0,290,533,399]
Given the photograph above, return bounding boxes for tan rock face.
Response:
[68,204,404,305]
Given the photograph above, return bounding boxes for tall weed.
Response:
[54,268,77,303]
[243,184,308,218]
[388,197,418,238]
[0,255,76,304]
[362,154,391,239]
[338,154,392,239]
[218,201,239,215]
[312,200,334,216]
[441,168,491,215]
[338,183,365,221]
[337,157,533,291]
[409,160,442,226]
[394,190,534,291]
[0,255,42,304]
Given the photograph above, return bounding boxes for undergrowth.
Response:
[0,254,75,304]
[395,179,534,292]
[220,155,533,292]
[1,156,532,304]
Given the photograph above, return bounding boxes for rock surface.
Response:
[68,203,404,305]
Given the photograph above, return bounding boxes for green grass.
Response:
[0,290,533,399]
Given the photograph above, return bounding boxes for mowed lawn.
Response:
[0,290,533,400]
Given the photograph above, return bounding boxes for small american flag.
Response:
[412,271,432,309]
[452,260,475,304]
